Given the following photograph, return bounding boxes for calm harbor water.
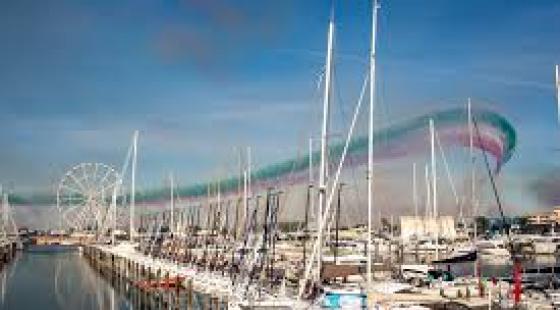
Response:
[0,247,558,309]
[0,247,131,310]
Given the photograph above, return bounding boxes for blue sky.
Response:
[0,0,559,212]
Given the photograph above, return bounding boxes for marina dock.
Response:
[84,244,228,309]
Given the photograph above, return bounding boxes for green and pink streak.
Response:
[165,107,516,201]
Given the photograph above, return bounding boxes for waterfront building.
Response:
[399,216,456,241]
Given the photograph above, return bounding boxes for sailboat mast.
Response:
[130,130,138,239]
[309,138,313,184]
[217,178,221,234]
[309,138,315,219]
[237,147,243,239]
[335,183,343,265]
[111,184,118,245]
[425,164,431,217]
[243,169,248,232]
[305,137,313,271]
[170,173,174,234]
[316,7,335,281]
[468,99,479,277]
[430,118,438,260]
[246,146,252,236]
[413,163,418,217]
[556,65,559,124]
[2,191,7,237]
[304,180,311,270]
[247,146,252,200]
[468,99,476,233]
[367,0,380,289]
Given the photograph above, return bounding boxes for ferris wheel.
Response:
[56,163,121,232]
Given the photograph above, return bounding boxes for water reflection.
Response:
[0,248,130,310]
[4,248,560,309]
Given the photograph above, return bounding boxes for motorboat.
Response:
[320,283,367,309]
[403,238,447,255]
[400,264,434,284]
[476,239,510,258]
[531,236,560,255]
[399,264,454,286]
[432,245,477,264]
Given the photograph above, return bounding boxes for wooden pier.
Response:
[0,240,18,271]
[1,241,16,263]
[83,244,229,309]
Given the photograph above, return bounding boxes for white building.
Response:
[399,216,456,241]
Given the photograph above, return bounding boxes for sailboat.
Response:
[319,1,379,307]
[296,0,379,308]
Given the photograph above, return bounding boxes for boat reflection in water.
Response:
[0,245,130,310]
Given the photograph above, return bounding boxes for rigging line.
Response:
[325,70,369,238]
[343,153,365,227]
[311,66,326,136]
[343,78,365,217]
[284,66,325,190]
[260,133,299,220]
[434,127,460,210]
[332,64,363,227]
[472,115,511,242]
[274,184,291,226]
[300,70,370,295]
[346,155,364,226]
